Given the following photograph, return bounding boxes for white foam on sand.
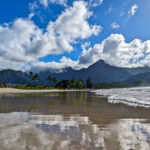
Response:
[92,87,150,108]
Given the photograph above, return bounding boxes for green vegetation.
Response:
[29,72,40,84]
[13,85,56,90]
[13,78,136,89]
[86,77,93,88]
[53,77,58,84]
[0,83,6,88]
[0,71,142,90]
[29,72,34,79]
[32,73,40,82]
[46,76,58,86]
[93,82,133,89]
[56,78,85,89]
[46,76,52,85]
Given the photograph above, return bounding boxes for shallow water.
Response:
[0,92,150,150]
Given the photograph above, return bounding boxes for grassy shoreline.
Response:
[13,85,59,90]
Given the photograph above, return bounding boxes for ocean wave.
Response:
[92,87,150,108]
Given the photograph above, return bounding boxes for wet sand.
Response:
[0,92,150,124]
[0,92,150,150]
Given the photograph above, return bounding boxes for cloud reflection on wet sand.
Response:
[0,113,150,150]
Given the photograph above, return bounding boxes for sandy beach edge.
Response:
[0,88,90,94]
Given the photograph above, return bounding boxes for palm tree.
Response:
[29,71,35,86]
[32,74,40,86]
[46,76,52,86]
[29,72,34,79]
[52,77,57,87]
[86,77,93,88]
[52,77,57,84]
[33,74,40,81]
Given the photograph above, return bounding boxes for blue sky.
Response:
[0,0,150,72]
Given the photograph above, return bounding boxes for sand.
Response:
[0,88,89,94]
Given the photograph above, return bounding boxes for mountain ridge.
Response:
[38,60,132,83]
[0,69,30,84]
[1,60,150,84]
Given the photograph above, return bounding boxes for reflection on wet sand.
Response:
[0,113,150,150]
[1,92,150,150]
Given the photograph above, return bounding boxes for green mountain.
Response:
[0,69,30,84]
[1,60,150,85]
[39,60,132,83]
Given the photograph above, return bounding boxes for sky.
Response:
[0,0,150,72]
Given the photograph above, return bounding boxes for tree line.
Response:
[28,72,139,89]
[29,72,93,88]
[0,71,142,89]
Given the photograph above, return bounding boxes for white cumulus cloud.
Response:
[79,34,150,68]
[0,1,101,70]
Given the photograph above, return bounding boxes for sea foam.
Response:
[92,87,150,108]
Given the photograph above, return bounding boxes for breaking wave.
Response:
[93,87,150,108]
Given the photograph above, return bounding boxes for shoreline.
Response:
[0,88,89,94]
